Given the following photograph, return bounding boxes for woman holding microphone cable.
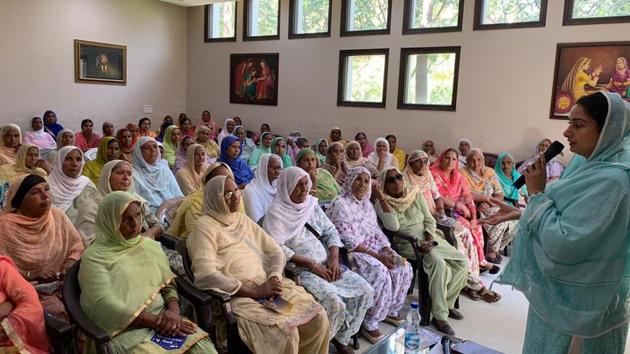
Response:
[481,91,629,353]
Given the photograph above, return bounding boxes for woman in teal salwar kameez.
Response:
[487,92,629,354]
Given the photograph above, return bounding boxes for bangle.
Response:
[530,191,543,197]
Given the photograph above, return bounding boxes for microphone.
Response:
[513,141,564,189]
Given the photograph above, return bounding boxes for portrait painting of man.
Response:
[75,40,126,85]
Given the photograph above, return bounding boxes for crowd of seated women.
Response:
[0,108,566,353]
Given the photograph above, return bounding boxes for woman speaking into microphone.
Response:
[482,91,629,353]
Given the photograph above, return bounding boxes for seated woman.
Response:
[47,128,75,165]
[131,137,183,212]
[242,154,282,223]
[248,132,273,170]
[155,120,171,143]
[195,125,219,159]
[0,174,84,322]
[48,146,96,216]
[199,111,220,140]
[126,123,140,145]
[173,135,194,173]
[404,150,492,302]
[218,135,253,188]
[263,167,373,354]
[180,117,196,139]
[0,255,48,354]
[314,138,328,165]
[43,110,64,138]
[74,160,164,245]
[0,144,48,183]
[253,123,271,145]
[138,117,157,139]
[187,175,330,354]
[430,149,501,280]
[354,132,373,158]
[175,144,209,196]
[321,142,348,186]
[457,139,471,167]
[461,149,518,264]
[216,118,235,147]
[168,162,242,238]
[385,135,407,171]
[494,152,527,206]
[367,138,399,175]
[375,166,467,335]
[296,148,340,203]
[235,126,256,163]
[326,167,413,343]
[0,124,21,166]
[422,140,438,163]
[23,116,57,153]
[271,137,293,168]
[74,119,102,152]
[328,127,347,146]
[82,137,120,184]
[116,128,134,163]
[79,191,216,354]
[102,122,115,138]
[345,141,367,168]
[162,125,181,168]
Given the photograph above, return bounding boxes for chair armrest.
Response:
[175,277,214,306]
[158,234,181,250]
[65,303,111,344]
[381,228,424,261]
[436,223,457,248]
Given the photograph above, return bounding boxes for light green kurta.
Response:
[316,168,341,202]
[375,193,468,321]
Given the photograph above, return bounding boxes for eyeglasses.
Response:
[385,174,403,184]
[224,189,241,200]
[413,158,429,164]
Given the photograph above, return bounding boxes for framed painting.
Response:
[230,53,279,106]
[550,41,630,119]
[75,40,126,85]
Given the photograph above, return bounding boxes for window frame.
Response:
[204,2,238,42]
[402,0,464,35]
[243,0,281,41]
[340,0,393,37]
[337,48,390,108]
[397,46,461,111]
[473,0,548,31]
[289,0,333,39]
[563,0,630,26]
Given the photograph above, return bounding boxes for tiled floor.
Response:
[353,257,630,354]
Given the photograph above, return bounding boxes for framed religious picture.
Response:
[75,39,127,85]
[230,53,279,106]
[550,41,630,119]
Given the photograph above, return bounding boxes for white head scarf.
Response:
[367,137,395,172]
[263,166,319,244]
[48,145,92,211]
[23,117,57,150]
[243,154,282,219]
[217,118,236,147]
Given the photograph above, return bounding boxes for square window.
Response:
[564,0,630,26]
[244,0,280,40]
[337,49,389,108]
[289,0,332,38]
[398,47,460,111]
[204,2,237,42]
[341,0,392,36]
[403,0,464,34]
[474,0,547,30]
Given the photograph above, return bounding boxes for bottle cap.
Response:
[410,302,419,309]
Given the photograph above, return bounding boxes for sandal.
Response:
[479,288,502,303]
[486,254,502,264]
[463,288,481,301]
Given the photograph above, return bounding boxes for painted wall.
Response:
[186,0,628,160]
[0,0,187,133]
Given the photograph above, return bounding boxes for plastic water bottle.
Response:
[404,302,421,353]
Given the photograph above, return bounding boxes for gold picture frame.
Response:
[74,39,126,85]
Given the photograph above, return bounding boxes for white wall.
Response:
[186,0,629,160]
[0,0,187,133]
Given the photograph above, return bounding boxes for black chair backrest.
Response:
[179,242,195,281]
[63,262,82,314]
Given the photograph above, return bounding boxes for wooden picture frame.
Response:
[74,40,126,85]
[397,46,461,111]
[402,0,464,35]
[550,41,630,119]
[230,53,279,106]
